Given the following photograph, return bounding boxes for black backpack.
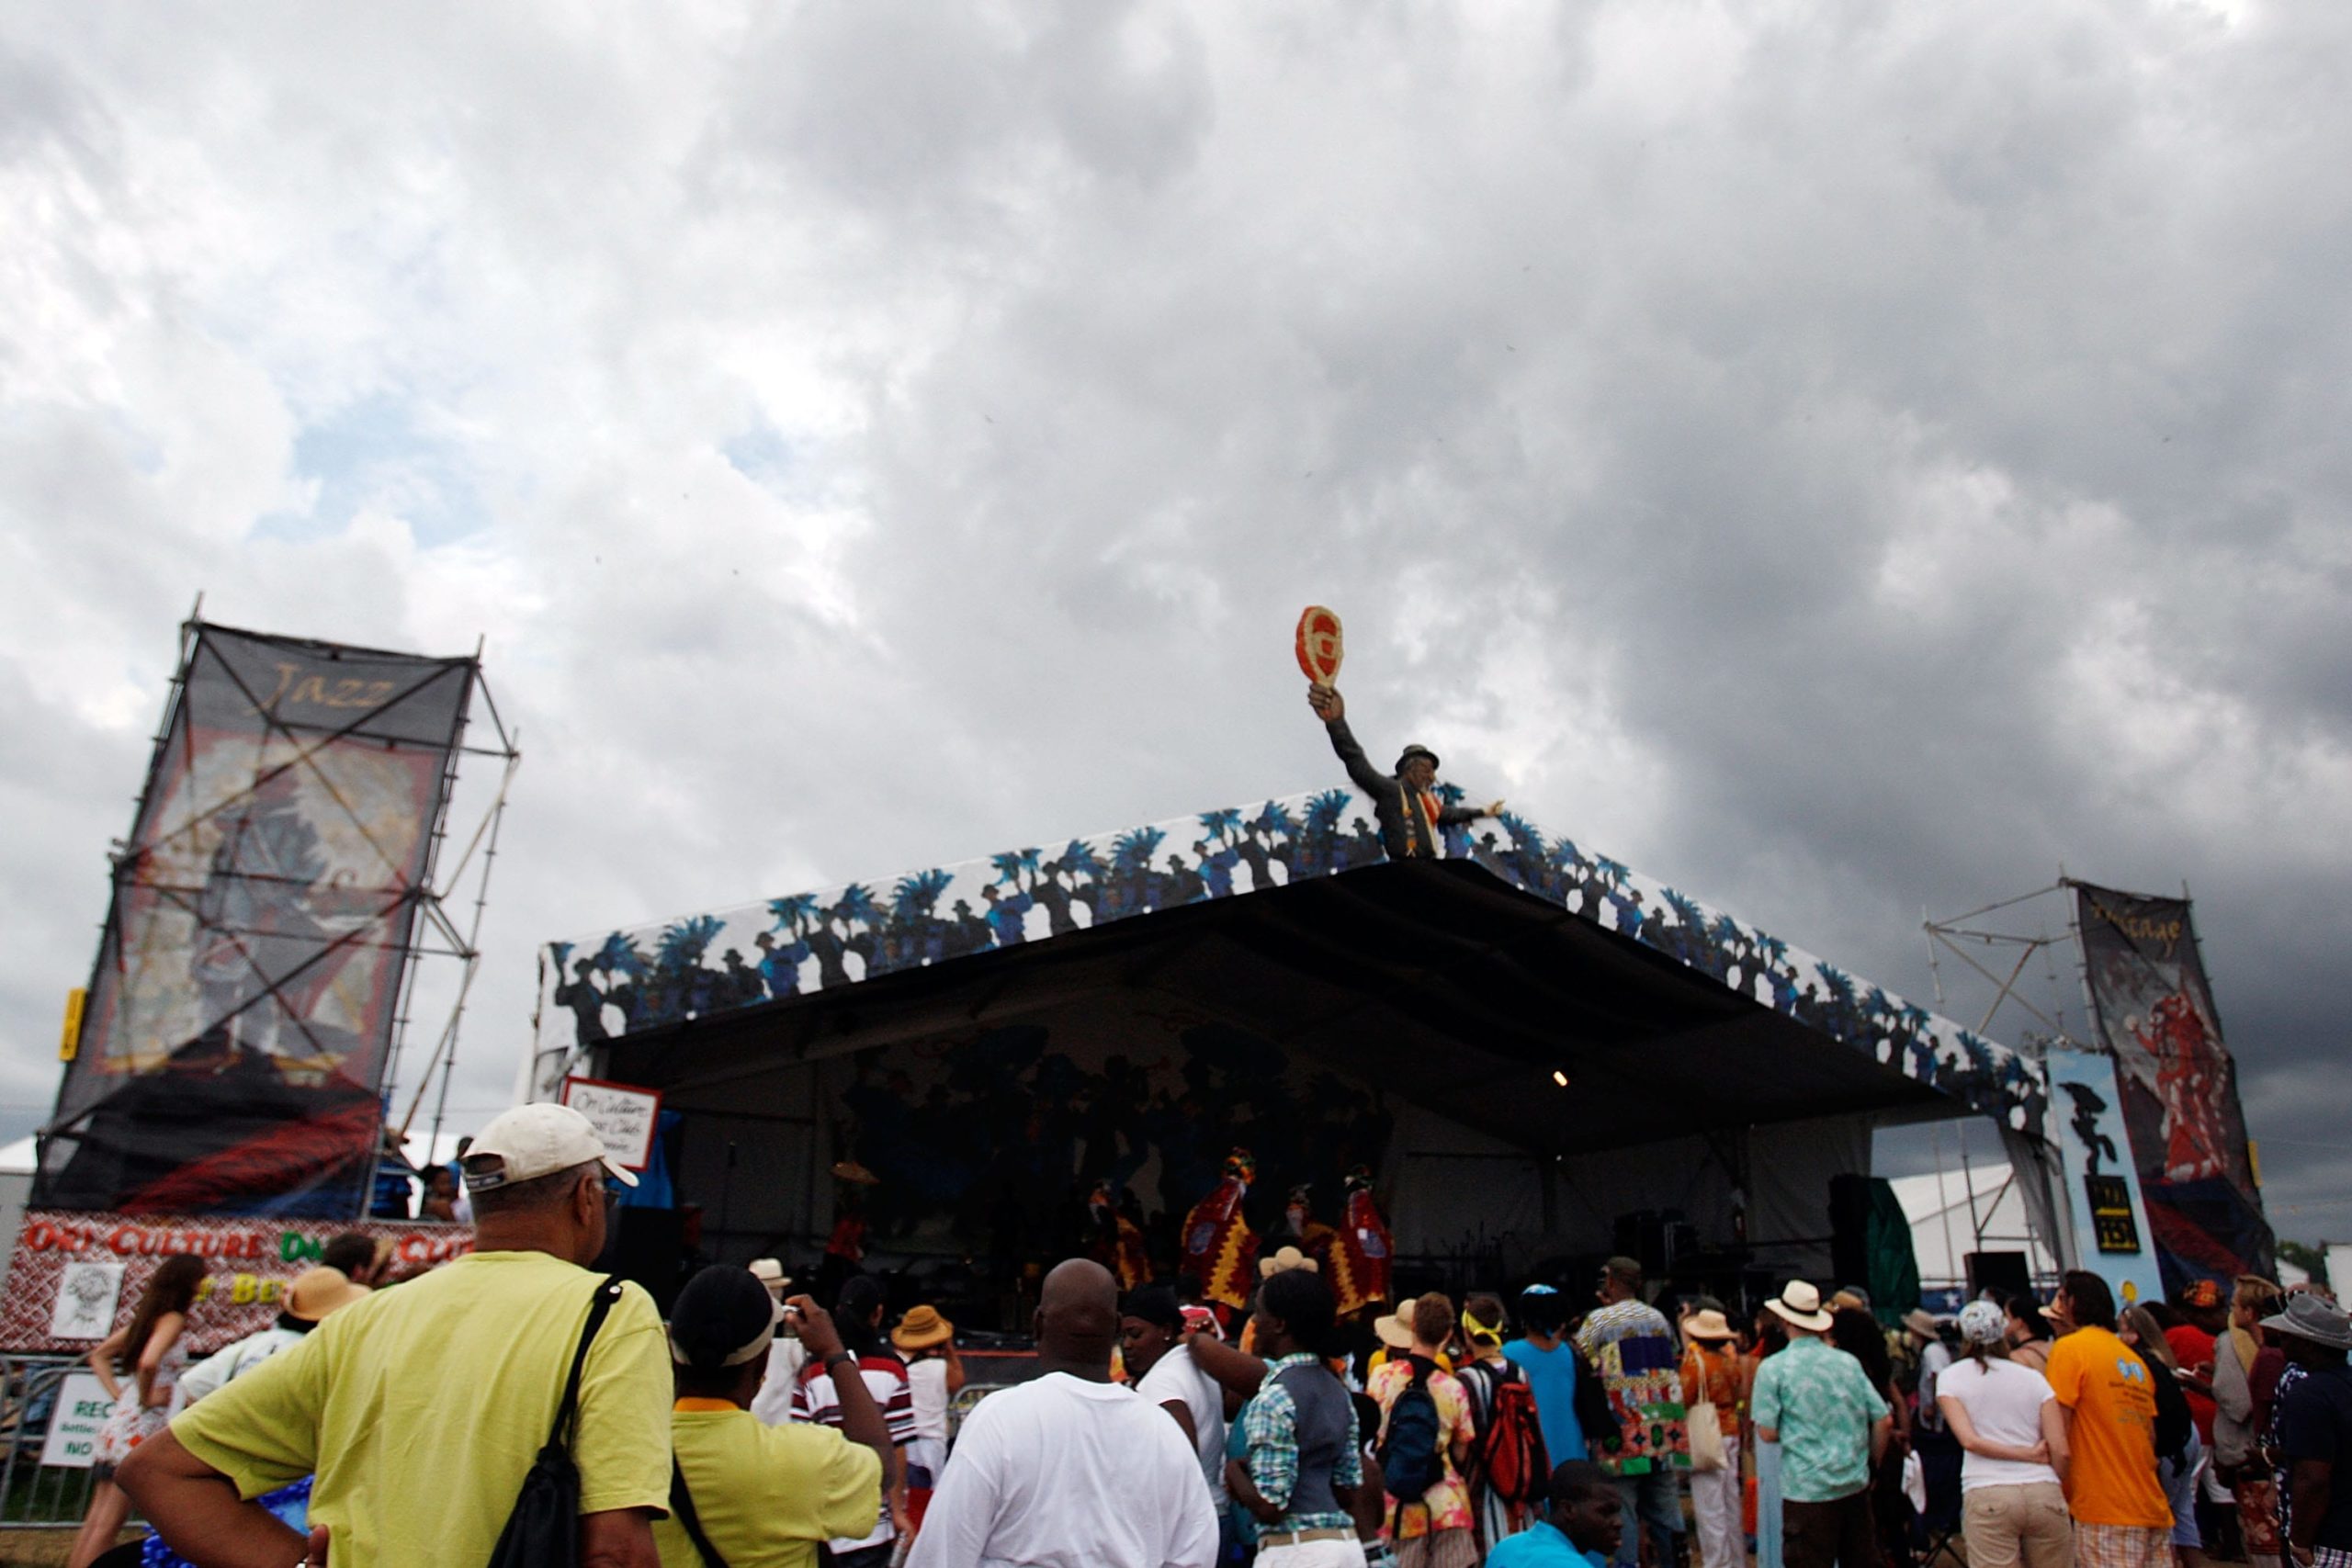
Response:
[2141,1349,2193,1466]
[1376,1358,1447,1504]
[485,1276,625,1568]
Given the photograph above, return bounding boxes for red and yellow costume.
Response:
[1329,1165,1393,1319]
[1181,1149,1260,1314]
[1089,1181,1151,1292]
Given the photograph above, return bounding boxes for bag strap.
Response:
[670,1457,730,1568]
[550,1275,625,1451]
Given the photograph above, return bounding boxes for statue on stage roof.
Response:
[1181,1147,1261,1315]
[1329,1164,1393,1320]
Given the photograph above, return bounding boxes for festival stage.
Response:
[533,785,2109,1331]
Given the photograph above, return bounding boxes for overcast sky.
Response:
[5,2,2346,1240]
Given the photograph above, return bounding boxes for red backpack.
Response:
[1470,1365,1551,1506]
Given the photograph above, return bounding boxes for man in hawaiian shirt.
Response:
[1751,1282,1893,1568]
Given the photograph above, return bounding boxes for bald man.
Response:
[909,1260,1218,1568]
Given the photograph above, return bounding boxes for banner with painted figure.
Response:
[2071,882,2272,1292]
[37,624,475,1217]
[2044,1046,2165,1307]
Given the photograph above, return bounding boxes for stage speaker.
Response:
[599,1206,687,1315]
[1966,1251,2033,1302]
[1828,1175,1873,1291]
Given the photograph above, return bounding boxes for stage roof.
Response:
[534,788,2049,1154]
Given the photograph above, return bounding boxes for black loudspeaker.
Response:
[600,1206,688,1315]
[1828,1175,1873,1291]
[1966,1251,2033,1302]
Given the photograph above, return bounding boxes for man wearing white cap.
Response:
[121,1102,673,1568]
[1751,1281,1894,1568]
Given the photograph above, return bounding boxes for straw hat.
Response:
[747,1258,793,1298]
[1373,1295,1421,1349]
[282,1266,369,1324]
[891,1304,956,1351]
[830,1160,880,1186]
[1765,1281,1835,1333]
[1683,1308,1736,1342]
[1260,1246,1321,1279]
[1902,1308,1940,1339]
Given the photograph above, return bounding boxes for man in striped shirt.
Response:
[794,1275,916,1567]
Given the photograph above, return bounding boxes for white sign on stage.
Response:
[49,1261,126,1341]
[560,1077,662,1172]
[40,1373,116,1469]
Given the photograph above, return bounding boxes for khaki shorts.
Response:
[1961,1482,2076,1568]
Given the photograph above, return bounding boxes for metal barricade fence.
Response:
[0,1354,105,1527]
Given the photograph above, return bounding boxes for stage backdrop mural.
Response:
[2071,881,2272,1292]
[37,623,476,1218]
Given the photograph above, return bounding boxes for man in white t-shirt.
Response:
[910,1259,1217,1568]
[1122,1285,1231,1514]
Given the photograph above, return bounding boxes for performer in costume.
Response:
[1268,1181,1340,1274]
[1306,684,1505,860]
[1180,1148,1260,1315]
[1086,1179,1151,1291]
[1329,1164,1393,1319]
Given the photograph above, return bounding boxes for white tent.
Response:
[1889,1158,2059,1290]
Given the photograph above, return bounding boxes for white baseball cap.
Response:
[463,1103,638,1192]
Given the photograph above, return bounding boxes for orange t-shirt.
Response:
[2044,1326,2172,1528]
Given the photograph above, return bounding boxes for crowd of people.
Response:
[61,1102,2346,1568]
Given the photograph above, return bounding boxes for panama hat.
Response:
[1766,1281,1835,1333]
[747,1258,793,1298]
[1902,1309,1941,1339]
[891,1304,956,1351]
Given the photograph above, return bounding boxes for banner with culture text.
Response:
[0,1211,472,1355]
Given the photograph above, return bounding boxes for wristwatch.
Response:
[823,1350,857,1373]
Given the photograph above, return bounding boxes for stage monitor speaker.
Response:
[1828,1174,1873,1292]
[1966,1251,2033,1303]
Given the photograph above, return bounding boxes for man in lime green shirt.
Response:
[120,1103,674,1568]
[660,1264,887,1567]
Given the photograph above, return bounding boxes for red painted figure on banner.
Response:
[2137,993,2231,1181]
[1180,1149,1259,1315]
[1329,1165,1393,1319]
[1088,1179,1151,1292]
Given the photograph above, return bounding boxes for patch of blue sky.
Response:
[254,393,490,546]
[721,419,798,495]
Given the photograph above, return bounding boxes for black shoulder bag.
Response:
[670,1459,730,1568]
[485,1275,626,1568]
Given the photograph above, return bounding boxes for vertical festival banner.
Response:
[2043,1046,2165,1306]
[2071,881,2273,1292]
[36,623,475,1218]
